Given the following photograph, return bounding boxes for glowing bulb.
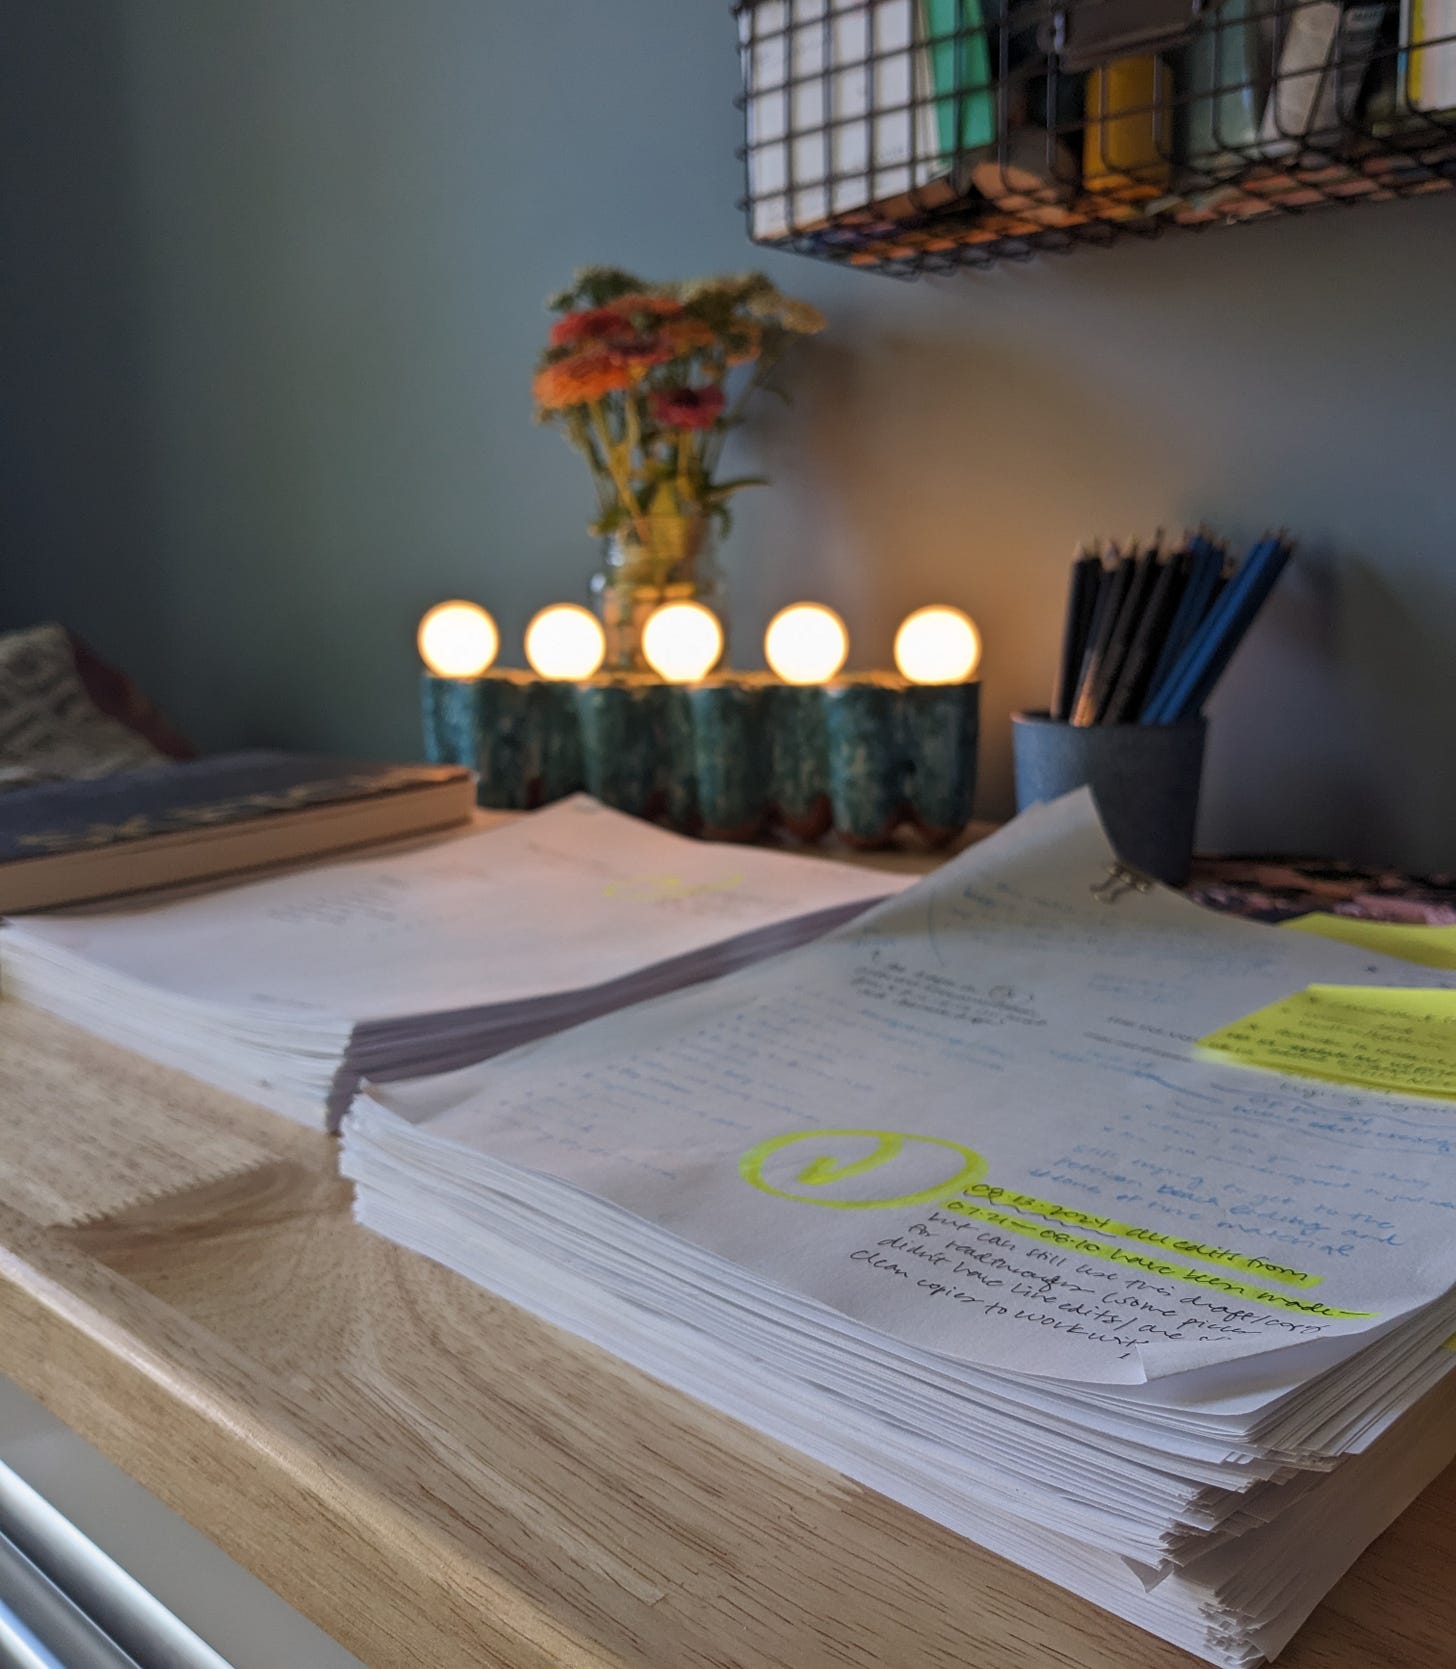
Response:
[763,603,850,686]
[417,600,499,678]
[893,605,982,685]
[641,601,724,684]
[524,603,607,680]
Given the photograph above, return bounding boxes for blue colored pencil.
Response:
[1141,538,1274,725]
[1161,538,1292,722]
[1143,536,1291,724]
[1138,537,1221,716]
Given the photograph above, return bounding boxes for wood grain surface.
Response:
[1,1000,1453,1669]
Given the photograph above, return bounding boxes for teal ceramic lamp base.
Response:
[422,671,979,848]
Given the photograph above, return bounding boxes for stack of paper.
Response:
[343,792,1456,1666]
[0,796,907,1130]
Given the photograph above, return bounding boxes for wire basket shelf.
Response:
[735,0,1456,273]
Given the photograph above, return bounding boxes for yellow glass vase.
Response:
[590,512,726,672]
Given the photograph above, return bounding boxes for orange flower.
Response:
[612,293,684,317]
[724,321,763,365]
[660,316,718,355]
[533,350,638,409]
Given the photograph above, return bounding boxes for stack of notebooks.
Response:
[0,796,907,1130]
[343,793,1456,1666]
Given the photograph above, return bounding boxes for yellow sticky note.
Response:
[1197,984,1456,1100]
[1285,913,1456,971]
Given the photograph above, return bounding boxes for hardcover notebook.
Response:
[0,751,476,912]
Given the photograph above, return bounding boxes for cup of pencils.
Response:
[1013,532,1293,887]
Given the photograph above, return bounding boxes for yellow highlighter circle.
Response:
[739,1128,987,1210]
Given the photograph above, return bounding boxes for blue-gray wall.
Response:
[3,1,1454,867]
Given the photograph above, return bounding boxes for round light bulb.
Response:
[893,605,982,685]
[640,601,724,684]
[524,603,607,680]
[417,600,499,678]
[763,603,850,686]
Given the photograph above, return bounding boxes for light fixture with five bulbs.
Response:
[418,598,980,687]
[416,593,983,845]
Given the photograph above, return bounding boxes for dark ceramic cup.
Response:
[1010,709,1207,887]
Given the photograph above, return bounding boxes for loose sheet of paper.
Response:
[365,792,1456,1388]
[1198,984,1456,1099]
[1285,912,1456,970]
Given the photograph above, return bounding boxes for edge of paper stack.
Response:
[0,796,909,1129]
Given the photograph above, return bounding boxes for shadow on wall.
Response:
[749,324,1200,823]
[1203,551,1456,872]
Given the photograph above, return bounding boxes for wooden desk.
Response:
[1,1000,1452,1669]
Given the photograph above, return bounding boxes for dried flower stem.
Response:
[589,400,649,543]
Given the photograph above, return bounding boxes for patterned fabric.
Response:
[1188,855,1456,926]
[0,623,165,792]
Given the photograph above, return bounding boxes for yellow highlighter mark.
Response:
[1198,984,1456,1101]
[796,1135,908,1187]
[604,872,745,903]
[738,1131,1375,1322]
[739,1129,987,1210]
[943,1201,1376,1320]
[962,1182,1321,1288]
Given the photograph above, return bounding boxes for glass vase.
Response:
[590,513,726,673]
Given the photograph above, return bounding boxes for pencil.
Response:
[1159,537,1292,722]
[1138,541,1224,723]
[1053,551,1103,722]
[1070,554,1134,726]
[1102,548,1187,724]
[1145,536,1290,724]
[1090,549,1161,723]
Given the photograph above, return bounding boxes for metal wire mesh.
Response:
[735,0,1456,273]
